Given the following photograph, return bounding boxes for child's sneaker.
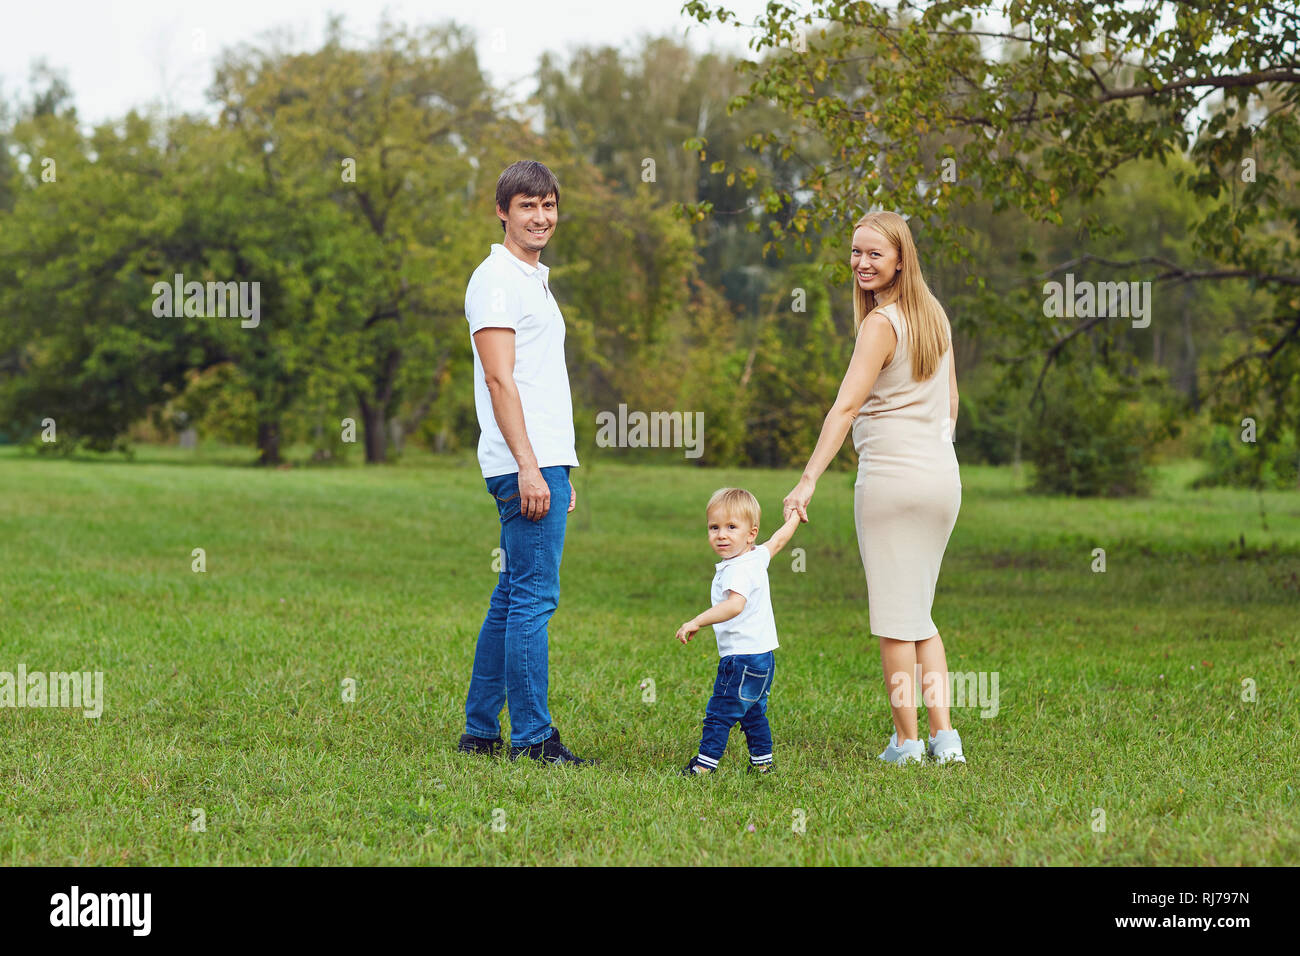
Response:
[927,728,966,764]
[748,757,775,775]
[878,731,925,765]
[682,755,716,776]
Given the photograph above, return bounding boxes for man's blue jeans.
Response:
[697,651,775,765]
[464,465,569,747]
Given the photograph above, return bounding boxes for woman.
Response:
[783,210,965,766]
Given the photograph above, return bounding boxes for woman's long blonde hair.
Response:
[851,211,951,382]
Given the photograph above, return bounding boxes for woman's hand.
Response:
[783,477,816,523]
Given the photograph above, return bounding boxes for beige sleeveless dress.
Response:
[851,301,961,640]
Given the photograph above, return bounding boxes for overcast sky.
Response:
[0,0,774,125]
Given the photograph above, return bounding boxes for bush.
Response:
[1192,421,1299,490]
[956,390,1022,465]
[1024,364,1178,497]
[172,363,258,447]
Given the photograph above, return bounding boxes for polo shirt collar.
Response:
[715,544,760,572]
[491,242,549,280]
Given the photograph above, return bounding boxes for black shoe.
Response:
[458,732,503,757]
[682,755,715,776]
[508,727,595,766]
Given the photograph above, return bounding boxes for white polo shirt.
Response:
[465,243,580,478]
[710,544,780,657]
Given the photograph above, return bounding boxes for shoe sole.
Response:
[929,751,966,764]
[510,754,594,765]
[879,752,925,765]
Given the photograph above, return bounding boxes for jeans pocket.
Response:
[738,666,770,703]
[488,477,521,523]
[496,494,521,523]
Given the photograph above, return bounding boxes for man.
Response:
[458,160,593,765]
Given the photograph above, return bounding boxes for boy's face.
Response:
[707,507,758,560]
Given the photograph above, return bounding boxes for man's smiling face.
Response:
[498,192,557,257]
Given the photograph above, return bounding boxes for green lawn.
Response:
[0,445,1296,865]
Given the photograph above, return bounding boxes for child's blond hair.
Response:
[706,487,761,530]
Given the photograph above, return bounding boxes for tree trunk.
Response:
[257,420,281,466]
[358,345,403,464]
[359,396,387,464]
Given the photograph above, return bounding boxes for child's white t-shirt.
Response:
[710,544,779,657]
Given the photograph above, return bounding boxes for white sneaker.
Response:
[878,731,925,765]
[928,728,966,764]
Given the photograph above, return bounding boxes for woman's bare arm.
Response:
[783,311,896,521]
[800,313,896,484]
[948,333,959,440]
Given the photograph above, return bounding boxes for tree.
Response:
[0,103,217,455]
[685,0,1300,485]
[208,18,494,464]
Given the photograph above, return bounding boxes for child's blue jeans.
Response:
[696,651,775,766]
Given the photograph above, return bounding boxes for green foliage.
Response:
[4,13,1297,484]
[206,20,491,463]
[1025,364,1180,496]
[740,263,853,468]
[0,108,210,453]
[684,0,1300,484]
[1192,421,1300,491]
[956,391,1021,466]
[172,364,259,447]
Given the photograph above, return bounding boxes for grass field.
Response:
[0,445,1297,865]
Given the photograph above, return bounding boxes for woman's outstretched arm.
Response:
[783,311,897,521]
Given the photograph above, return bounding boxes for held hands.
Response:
[783,477,815,523]
[676,620,701,644]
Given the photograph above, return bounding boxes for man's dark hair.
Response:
[495,160,561,232]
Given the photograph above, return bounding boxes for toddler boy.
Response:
[675,487,801,775]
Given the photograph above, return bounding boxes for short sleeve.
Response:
[718,561,760,601]
[466,270,519,334]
